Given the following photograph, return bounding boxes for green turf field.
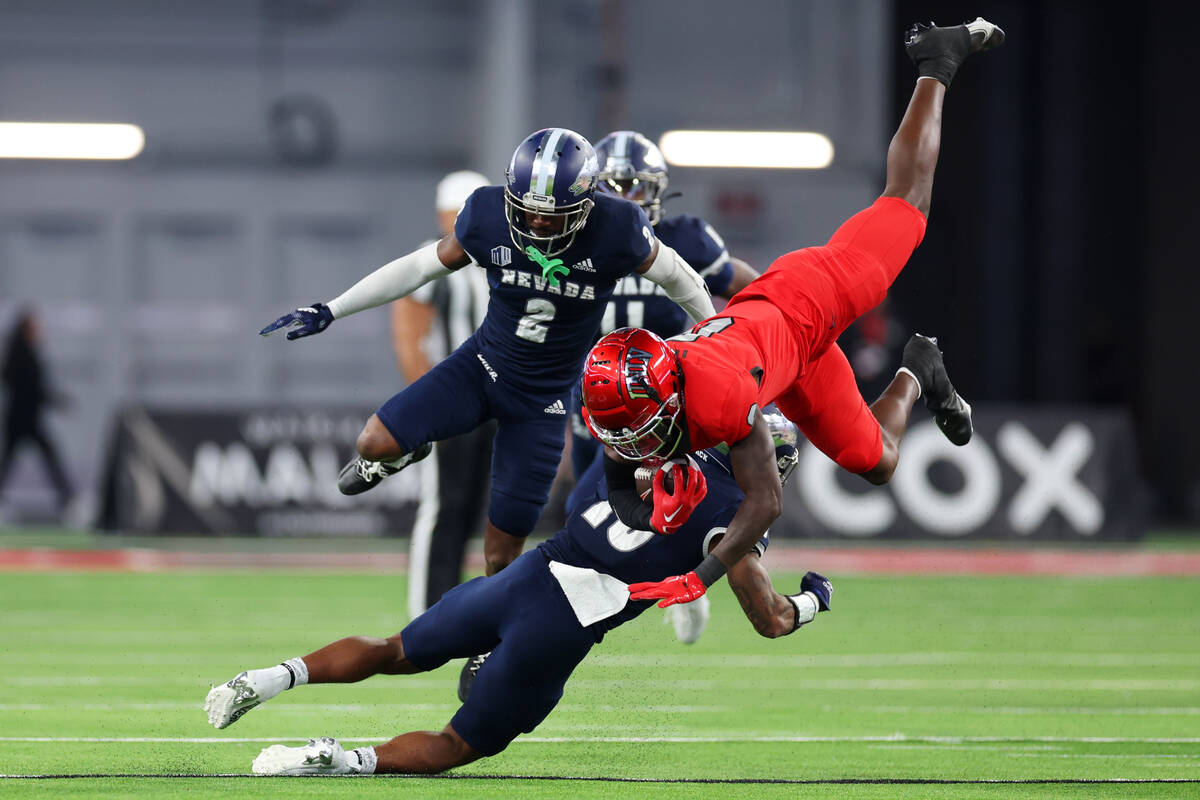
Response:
[1,570,1198,798]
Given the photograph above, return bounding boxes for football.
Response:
[633,458,686,500]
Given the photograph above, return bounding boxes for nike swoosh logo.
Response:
[663,508,681,522]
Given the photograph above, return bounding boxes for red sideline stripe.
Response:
[2,547,1200,575]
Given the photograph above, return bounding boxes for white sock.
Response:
[245,657,308,703]
[895,366,922,399]
[282,656,309,687]
[352,746,378,775]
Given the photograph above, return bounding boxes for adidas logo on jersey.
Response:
[544,399,566,415]
[572,257,596,273]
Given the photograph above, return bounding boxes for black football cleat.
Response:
[899,334,973,446]
[337,442,432,496]
[905,17,1004,85]
[457,651,491,703]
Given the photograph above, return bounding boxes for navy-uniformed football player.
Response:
[205,415,832,776]
[261,128,715,583]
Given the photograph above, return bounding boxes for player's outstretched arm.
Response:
[261,235,472,339]
[628,413,780,607]
[720,256,759,299]
[707,412,783,571]
[727,552,832,638]
[636,240,717,323]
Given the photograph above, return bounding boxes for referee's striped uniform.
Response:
[407,251,493,618]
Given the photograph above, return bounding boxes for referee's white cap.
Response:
[436,170,490,212]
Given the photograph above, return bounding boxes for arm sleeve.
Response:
[604,455,654,531]
[326,241,451,319]
[640,241,717,323]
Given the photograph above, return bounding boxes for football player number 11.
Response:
[516,298,557,343]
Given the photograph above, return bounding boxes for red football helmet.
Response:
[580,327,685,461]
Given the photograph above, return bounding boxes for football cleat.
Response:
[904,17,1004,85]
[337,443,432,496]
[205,671,262,730]
[899,334,973,446]
[252,737,363,776]
[801,571,833,612]
[664,592,710,645]
[457,651,491,703]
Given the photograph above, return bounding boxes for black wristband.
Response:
[604,456,655,531]
[693,553,727,587]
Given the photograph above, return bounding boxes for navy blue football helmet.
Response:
[504,128,599,257]
[594,130,669,225]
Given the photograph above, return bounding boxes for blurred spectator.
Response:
[0,308,73,512]
[391,171,493,618]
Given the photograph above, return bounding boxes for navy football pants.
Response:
[400,548,595,755]
[376,336,568,536]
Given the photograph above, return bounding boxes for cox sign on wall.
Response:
[776,407,1146,541]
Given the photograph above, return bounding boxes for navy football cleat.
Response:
[801,571,833,612]
[337,443,433,496]
[899,334,973,447]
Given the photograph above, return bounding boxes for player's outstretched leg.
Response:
[205,657,309,729]
[897,334,973,446]
[884,17,1004,216]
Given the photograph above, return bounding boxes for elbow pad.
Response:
[641,242,716,323]
[327,241,453,319]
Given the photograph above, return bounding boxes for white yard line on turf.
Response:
[9,676,1199,690]
[2,736,1199,744]
[827,705,1200,716]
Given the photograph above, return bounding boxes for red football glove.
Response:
[650,460,707,535]
[628,572,707,608]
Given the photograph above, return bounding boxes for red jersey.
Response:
[669,300,806,452]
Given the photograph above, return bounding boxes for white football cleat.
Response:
[252,737,362,776]
[205,671,263,729]
[664,592,710,645]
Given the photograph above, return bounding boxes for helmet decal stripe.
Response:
[532,128,567,198]
[614,131,631,159]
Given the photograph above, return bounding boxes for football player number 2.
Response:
[516,298,556,343]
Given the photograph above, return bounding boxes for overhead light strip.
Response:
[0,122,145,160]
[659,130,834,169]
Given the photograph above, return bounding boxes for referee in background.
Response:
[391,170,494,619]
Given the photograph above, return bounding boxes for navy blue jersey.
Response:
[599,214,733,338]
[539,447,768,631]
[456,187,654,394]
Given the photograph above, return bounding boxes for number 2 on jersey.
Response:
[516,297,557,343]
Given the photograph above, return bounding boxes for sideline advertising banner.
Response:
[97,405,1146,541]
[776,406,1146,541]
[97,407,422,536]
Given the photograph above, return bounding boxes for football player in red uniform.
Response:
[581,18,1004,606]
